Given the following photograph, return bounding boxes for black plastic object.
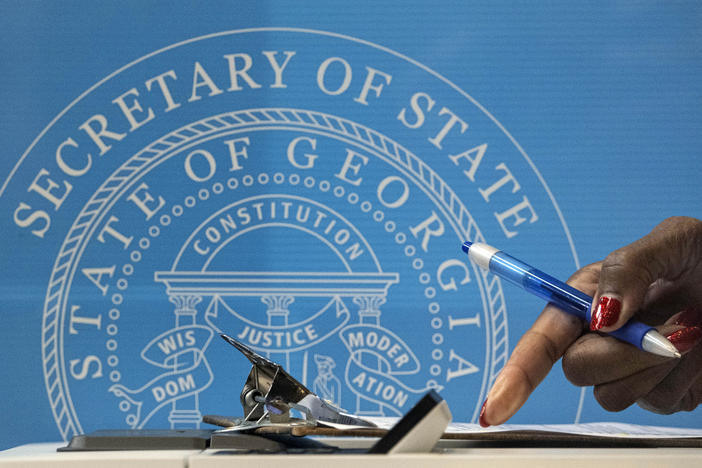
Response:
[57,429,213,451]
[369,389,449,454]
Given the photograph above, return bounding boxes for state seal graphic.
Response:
[0,29,583,439]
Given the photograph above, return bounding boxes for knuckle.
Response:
[659,216,702,234]
[566,262,601,294]
[678,391,700,412]
[601,247,657,289]
[500,361,539,395]
[648,216,702,275]
[522,329,560,366]
[637,395,676,415]
[638,387,679,415]
[678,379,702,412]
[660,216,702,246]
[673,217,702,262]
[602,248,642,275]
[561,348,591,386]
[593,385,632,412]
[601,249,628,271]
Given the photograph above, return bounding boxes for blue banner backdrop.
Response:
[1,1,701,450]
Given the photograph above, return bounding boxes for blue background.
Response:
[1,1,701,449]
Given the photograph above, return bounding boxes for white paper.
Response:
[363,417,702,439]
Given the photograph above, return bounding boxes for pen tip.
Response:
[462,241,472,253]
[642,330,684,358]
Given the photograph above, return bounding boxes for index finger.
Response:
[480,303,583,426]
[479,263,601,426]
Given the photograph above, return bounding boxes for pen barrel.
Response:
[489,252,591,318]
[488,251,651,350]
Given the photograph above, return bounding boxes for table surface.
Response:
[2,442,702,468]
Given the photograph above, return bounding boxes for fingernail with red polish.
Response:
[674,308,702,328]
[666,326,702,354]
[590,296,621,331]
[479,399,490,428]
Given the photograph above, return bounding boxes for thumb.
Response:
[590,217,702,332]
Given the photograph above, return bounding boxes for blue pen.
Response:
[462,241,680,358]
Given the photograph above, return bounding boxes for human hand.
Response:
[479,216,702,426]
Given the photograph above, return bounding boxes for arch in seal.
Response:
[152,193,401,426]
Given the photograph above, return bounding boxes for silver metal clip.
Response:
[221,333,376,428]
